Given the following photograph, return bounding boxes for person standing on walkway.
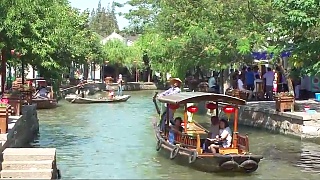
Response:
[263,67,275,100]
[237,75,253,100]
[245,67,255,91]
[208,73,219,93]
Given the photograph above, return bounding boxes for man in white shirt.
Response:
[263,67,275,100]
[208,75,219,93]
[238,77,253,100]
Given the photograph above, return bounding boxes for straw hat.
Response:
[170,78,182,86]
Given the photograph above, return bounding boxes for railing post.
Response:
[0,105,10,134]
[196,133,201,154]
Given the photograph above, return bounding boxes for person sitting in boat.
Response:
[171,117,184,133]
[108,90,115,99]
[168,117,184,144]
[203,116,220,152]
[207,119,232,153]
[158,78,182,131]
[37,86,49,98]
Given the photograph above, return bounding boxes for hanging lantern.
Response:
[187,105,198,114]
[206,102,217,114]
[222,105,235,120]
[168,104,179,113]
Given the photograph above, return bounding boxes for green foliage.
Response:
[103,39,143,70]
[0,0,105,79]
[89,0,119,37]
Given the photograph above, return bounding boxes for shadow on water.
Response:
[32,91,320,179]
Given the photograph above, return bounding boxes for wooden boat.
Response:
[32,98,58,109]
[65,94,131,104]
[27,78,58,109]
[153,92,263,173]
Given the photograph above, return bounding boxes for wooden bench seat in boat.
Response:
[198,133,250,156]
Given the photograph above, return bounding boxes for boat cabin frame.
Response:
[157,92,248,156]
[26,78,54,99]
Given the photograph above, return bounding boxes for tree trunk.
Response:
[278,58,294,94]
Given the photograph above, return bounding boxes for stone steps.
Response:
[2,160,54,170]
[1,148,58,179]
[3,148,56,161]
[1,169,53,179]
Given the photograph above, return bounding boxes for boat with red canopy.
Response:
[152,92,263,173]
[27,78,58,109]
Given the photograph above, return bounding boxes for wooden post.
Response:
[184,104,188,133]
[232,106,239,148]
[0,105,10,134]
[196,134,201,154]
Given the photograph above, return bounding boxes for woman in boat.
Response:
[208,119,232,153]
[158,78,182,131]
[203,116,220,152]
[168,117,184,144]
[37,86,49,98]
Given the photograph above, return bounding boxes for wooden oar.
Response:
[70,94,80,103]
[59,81,92,92]
[152,92,160,115]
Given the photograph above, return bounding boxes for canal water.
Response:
[35,91,320,179]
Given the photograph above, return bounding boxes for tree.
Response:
[0,0,105,82]
[89,0,119,37]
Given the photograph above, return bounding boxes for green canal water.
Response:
[35,91,320,179]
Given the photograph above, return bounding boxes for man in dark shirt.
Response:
[245,67,255,91]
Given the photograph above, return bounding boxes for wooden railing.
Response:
[164,131,198,149]
[237,134,249,153]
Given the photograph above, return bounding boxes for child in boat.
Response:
[108,90,114,99]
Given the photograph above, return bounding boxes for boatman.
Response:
[76,80,85,98]
[157,78,182,131]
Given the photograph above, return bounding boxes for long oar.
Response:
[152,92,160,116]
[59,81,92,92]
[70,94,80,103]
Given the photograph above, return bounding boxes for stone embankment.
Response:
[0,104,60,179]
[215,100,320,141]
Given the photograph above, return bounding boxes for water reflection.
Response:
[34,91,320,179]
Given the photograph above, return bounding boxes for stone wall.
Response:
[217,106,320,141]
[0,104,39,151]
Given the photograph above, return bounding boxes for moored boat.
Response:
[33,98,58,109]
[153,92,263,173]
[27,78,58,109]
[65,94,131,104]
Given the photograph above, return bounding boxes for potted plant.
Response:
[274,92,295,112]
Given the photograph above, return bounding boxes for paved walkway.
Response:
[247,99,320,112]
[246,99,320,120]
